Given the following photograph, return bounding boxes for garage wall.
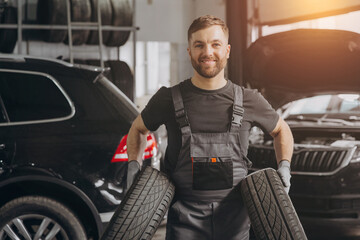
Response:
[136,0,226,44]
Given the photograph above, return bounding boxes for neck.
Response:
[191,71,227,90]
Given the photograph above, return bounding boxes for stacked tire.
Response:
[50,0,135,101]
[37,0,132,47]
[0,6,17,53]
[83,59,134,101]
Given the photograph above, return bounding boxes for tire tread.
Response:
[241,168,307,240]
[101,167,175,240]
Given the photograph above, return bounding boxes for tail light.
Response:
[111,133,158,163]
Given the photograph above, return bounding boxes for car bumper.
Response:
[300,216,360,239]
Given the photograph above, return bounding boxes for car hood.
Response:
[244,29,360,108]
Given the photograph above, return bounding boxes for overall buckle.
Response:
[175,108,190,128]
[232,105,244,125]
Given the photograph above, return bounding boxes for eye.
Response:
[195,44,203,48]
[213,43,221,47]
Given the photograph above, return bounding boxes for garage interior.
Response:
[2,0,360,107]
[1,0,360,239]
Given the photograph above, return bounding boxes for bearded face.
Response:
[190,52,228,78]
[188,25,230,79]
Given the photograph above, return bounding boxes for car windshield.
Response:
[284,94,360,125]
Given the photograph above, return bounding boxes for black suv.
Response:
[245,29,360,239]
[0,55,161,239]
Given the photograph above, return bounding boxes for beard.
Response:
[191,55,227,78]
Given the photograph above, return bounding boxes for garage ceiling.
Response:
[255,0,360,26]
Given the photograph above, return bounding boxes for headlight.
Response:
[350,147,360,163]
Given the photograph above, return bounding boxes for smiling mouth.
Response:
[200,59,216,64]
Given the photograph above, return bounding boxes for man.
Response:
[126,15,293,240]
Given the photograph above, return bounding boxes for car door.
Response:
[0,93,15,170]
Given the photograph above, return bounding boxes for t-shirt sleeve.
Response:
[141,87,173,131]
[246,89,279,133]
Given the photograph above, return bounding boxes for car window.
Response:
[338,94,360,113]
[288,95,332,115]
[285,94,360,118]
[0,71,72,123]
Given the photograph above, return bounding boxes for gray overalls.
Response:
[166,83,251,240]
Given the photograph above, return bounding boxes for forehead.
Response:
[189,25,228,44]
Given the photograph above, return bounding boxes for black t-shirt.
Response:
[141,79,279,172]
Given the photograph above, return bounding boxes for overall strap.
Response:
[171,85,191,135]
[230,84,244,132]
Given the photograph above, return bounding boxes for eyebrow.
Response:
[192,39,222,46]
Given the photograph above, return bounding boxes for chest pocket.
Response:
[191,133,233,190]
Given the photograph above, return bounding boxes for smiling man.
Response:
[126,15,294,239]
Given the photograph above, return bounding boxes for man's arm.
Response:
[270,117,293,164]
[126,115,150,191]
[270,117,294,193]
[127,114,150,165]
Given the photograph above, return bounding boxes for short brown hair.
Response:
[187,15,229,41]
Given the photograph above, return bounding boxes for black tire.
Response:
[0,196,87,239]
[240,168,307,240]
[87,0,112,45]
[37,0,67,43]
[106,60,134,101]
[64,0,91,46]
[106,0,132,47]
[0,6,17,53]
[101,166,175,240]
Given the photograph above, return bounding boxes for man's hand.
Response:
[126,160,141,192]
[277,160,291,193]
[126,115,149,193]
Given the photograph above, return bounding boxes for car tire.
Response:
[0,196,87,239]
[240,168,307,240]
[0,7,17,53]
[64,0,91,46]
[106,60,134,101]
[37,0,67,43]
[106,0,132,47]
[101,166,175,240]
[87,0,112,45]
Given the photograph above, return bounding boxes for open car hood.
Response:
[244,29,360,108]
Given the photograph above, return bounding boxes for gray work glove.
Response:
[126,160,141,193]
[277,160,291,194]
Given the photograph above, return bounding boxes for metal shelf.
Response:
[0,0,138,99]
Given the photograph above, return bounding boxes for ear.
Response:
[187,47,191,58]
[226,44,231,59]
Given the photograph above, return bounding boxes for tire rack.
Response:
[0,0,138,99]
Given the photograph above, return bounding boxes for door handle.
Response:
[0,144,5,150]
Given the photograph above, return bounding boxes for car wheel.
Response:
[0,196,87,240]
[240,168,307,240]
[37,0,67,43]
[101,166,175,240]
[106,0,132,47]
[0,6,17,53]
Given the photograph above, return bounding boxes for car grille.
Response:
[247,145,356,175]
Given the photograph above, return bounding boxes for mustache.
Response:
[199,56,218,61]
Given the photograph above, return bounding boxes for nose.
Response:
[203,44,214,56]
